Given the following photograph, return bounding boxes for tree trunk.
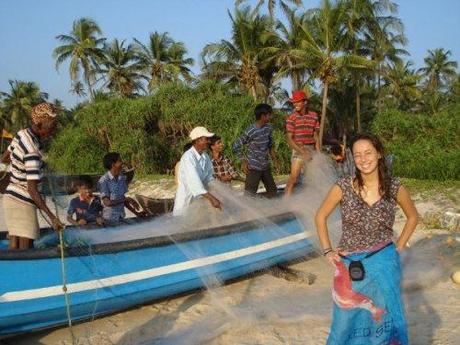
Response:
[86,76,94,99]
[318,81,329,151]
[293,71,301,91]
[356,89,361,132]
[376,72,382,113]
[250,85,257,101]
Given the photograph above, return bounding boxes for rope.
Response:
[58,229,76,344]
[47,177,77,345]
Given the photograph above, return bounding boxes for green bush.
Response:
[47,81,292,175]
[47,83,460,180]
[48,97,164,174]
[47,126,106,173]
[372,103,460,180]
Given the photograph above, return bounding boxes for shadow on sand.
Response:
[116,293,205,345]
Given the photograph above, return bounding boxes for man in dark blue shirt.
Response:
[67,178,104,226]
[233,103,277,198]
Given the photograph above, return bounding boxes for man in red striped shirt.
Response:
[285,90,320,197]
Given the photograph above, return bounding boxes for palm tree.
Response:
[297,0,373,147]
[69,81,87,103]
[381,60,421,110]
[340,0,407,130]
[361,2,409,110]
[0,80,48,131]
[342,0,376,132]
[418,48,458,93]
[99,39,147,97]
[263,3,311,90]
[134,32,194,92]
[326,73,357,136]
[53,17,106,98]
[201,6,277,101]
[236,0,303,17]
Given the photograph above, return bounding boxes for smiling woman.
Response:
[352,134,392,205]
[315,133,419,345]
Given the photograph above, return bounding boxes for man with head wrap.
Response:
[1,102,64,249]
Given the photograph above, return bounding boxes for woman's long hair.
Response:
[351,133,392,200]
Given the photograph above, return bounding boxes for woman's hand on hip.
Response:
[325,250,341,267]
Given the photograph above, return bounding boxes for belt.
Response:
[340,242,394,261]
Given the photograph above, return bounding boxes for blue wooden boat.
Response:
[0,212,313,336]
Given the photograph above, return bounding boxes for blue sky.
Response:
[0,0,459,107]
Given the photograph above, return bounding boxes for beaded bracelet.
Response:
[323,248,333,256]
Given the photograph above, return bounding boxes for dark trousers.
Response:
[245,168,277,198]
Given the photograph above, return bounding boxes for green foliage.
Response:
[0,80,48,132]
[47,126,106,173]
[53,17,106,97]
[48,96,167,174]
[47,81,293,175]
[401,178,460,194]
[133,31,194,92]
[372,103,460,180]
[201,6,277,101]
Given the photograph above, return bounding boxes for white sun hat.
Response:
[189,126,215,141]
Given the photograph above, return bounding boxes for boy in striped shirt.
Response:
[284,90,320,197]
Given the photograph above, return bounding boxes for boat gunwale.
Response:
[0,212,299,261]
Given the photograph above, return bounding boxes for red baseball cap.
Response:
[289,90,309,103]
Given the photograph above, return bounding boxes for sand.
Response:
[1,183,459,345]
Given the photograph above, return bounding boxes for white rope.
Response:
[47,179,77,345]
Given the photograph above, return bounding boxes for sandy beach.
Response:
[1,180,459,345]
[1,0,458,342]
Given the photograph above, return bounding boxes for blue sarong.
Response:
[327,243,408,345]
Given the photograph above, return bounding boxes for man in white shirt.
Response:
[173,127,222,216]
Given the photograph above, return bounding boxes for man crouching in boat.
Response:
[0,102,64,249]
[98,152,148,224]
[173,126,222,216]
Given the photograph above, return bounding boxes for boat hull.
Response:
[0,213,312,336]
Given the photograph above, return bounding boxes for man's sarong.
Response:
[327,243,408,345]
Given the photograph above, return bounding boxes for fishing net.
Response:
[2,152,343,345]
